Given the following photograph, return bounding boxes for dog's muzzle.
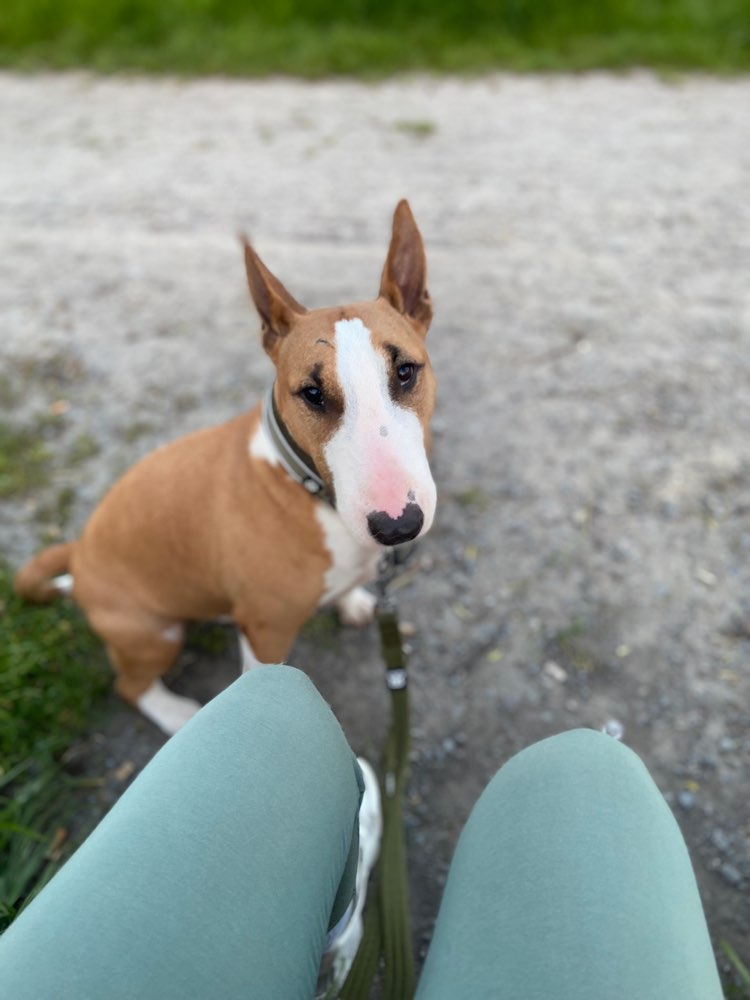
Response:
[367,503,424,546]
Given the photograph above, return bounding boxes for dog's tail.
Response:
[14,542,75,603]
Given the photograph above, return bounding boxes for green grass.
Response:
[0,0,747,75]
[0,424,52,500]
[0,565,108,768]
[723,941,750,998]
[0,564,109,928]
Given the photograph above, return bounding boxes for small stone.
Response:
[602,718,625,740]
[543,660,568,683]
[720,863,743,887]
[112,760,136,783]
[710,828,731,853]
[677,790,696,810]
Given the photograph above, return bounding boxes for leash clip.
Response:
[376,541,418,604]
[386,668,407,691]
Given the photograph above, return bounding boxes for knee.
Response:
[469,727,665,843]
[199,664,356,776]
[238,661,318,697]
[223,663,330,735]
[514,727,653,788]
[500,727,657,798]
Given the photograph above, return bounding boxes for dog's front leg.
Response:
[235,616,301,674]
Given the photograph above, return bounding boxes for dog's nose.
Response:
[367,503,424,546]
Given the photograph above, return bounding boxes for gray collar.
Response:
[261,385,334,506]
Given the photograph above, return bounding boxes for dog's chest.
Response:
[315,504,381,604]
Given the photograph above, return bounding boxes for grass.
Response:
[0,0,747,76]
[0,564,109,929]
[0,423,52,500]
[723,941,750,998]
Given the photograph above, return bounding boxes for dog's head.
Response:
[243,200,436,548]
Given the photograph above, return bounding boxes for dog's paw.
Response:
[336,586,377,628]
[137,680,201,736]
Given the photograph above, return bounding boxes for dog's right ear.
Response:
[241,236,307,358]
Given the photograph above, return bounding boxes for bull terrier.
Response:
[14,200,436,735]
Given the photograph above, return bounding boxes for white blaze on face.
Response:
[325,317,436,546]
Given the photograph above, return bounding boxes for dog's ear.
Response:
[241,237,307,358]
[379,200,432,335]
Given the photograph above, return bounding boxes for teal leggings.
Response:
[0,666,722,999]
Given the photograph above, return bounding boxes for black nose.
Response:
[367,502,424,546]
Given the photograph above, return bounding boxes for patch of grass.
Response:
[33,486,78,531]
[454,486,492,513]
[0,422,52,499]
[68,433,100,465]
[185,620,232,655]
[0,0,747,75]
[722,940,750,998]
[0,405,73,500]
[0,761,81,930]
[13,349,86,390]
[0,375,21,410]
[0,565,108,772]
[394,119,437,139]
[300,608,341,649]
[121,419,156,445]
[545,617,599,672]
[0,564,109,927]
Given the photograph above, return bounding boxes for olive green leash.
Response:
[339,549,416,1000]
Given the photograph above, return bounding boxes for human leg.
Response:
[416,728,722,1000]
[0,666,363,1000]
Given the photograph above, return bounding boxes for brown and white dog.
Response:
[14,201,436,735]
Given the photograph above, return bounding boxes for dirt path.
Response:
[1,70,749,985]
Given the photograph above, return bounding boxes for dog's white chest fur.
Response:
[315,504,381,605]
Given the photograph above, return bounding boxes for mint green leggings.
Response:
[0,666,722,999]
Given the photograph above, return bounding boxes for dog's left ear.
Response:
[379,200,432,335]
[241,236,307,358]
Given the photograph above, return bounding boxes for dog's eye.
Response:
[396,363,416,388]
[301,385,324,408]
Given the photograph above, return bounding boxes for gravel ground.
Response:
[1,70,749,989]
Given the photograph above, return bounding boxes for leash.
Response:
[339,545,416,1000]
[261,385,417,995]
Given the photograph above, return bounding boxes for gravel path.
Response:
[1,70,749,986]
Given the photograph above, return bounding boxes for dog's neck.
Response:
[261,384,334,506]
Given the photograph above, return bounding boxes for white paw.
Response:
[336,587,377,627]
[137,679,201,735]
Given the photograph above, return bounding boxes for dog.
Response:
[14,200,436,735]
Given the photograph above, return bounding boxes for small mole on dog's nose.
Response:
[380,425,388,437]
